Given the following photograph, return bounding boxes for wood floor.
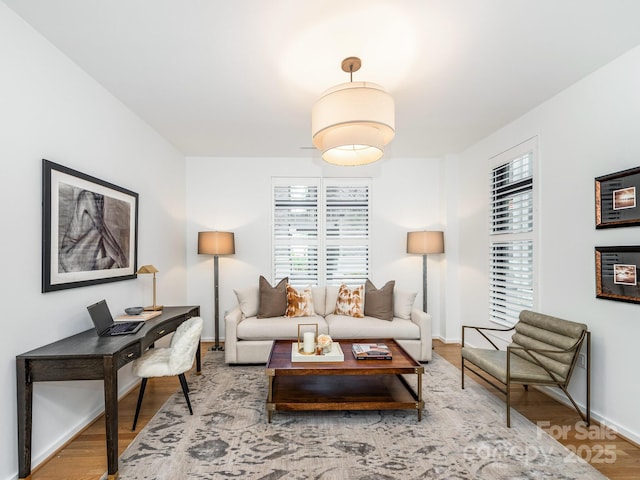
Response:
[26,341,640,479]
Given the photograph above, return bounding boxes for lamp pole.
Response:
[212,254,222,351]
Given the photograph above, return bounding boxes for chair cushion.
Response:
[461,347,568,384]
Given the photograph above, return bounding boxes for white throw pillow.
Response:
[233,285,259,318]
[394,289,417,320]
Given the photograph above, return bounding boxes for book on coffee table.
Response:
[352,343,392,360]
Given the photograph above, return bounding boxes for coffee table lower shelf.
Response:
[266,374,423,422]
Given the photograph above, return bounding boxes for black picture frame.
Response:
[42,159,138,292]
[595,166,640,228]
[595,246,640,304]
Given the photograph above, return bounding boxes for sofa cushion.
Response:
[258,276,288,318]
[233,285,259,318]
[237,315,328,340]
[325,286,340,315]
[325,314,420,339]
[364,279,395,321]
[312,287,326,316]
[335,284,364,318]
[394,289,417,319]
[285,285,315,317]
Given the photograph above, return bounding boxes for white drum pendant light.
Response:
[312,57,395,166]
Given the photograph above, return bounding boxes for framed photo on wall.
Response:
[595,166,640,228]
[42,159,138,292]
[595,246,640,303]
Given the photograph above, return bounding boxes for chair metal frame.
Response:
[461,324,591,427]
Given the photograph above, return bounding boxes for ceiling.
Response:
[5,0,640,159]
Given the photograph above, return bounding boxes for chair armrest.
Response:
[461,324,515,349]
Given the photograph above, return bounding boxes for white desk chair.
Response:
[132,316,203,430]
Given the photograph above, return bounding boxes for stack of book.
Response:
[351,343,392,360]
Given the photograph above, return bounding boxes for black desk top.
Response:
[17,306,200,359]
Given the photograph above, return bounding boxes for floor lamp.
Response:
[198,231,235,351]
[407,231,445,313]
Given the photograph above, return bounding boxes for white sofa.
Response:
[224,285,432,364]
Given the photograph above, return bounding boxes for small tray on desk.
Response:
[291,342,344,362]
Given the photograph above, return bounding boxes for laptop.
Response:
[87,299,144,337]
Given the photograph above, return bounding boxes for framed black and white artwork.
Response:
[42,159,138,292]
[595,166,640,228]
[595,246,640,304]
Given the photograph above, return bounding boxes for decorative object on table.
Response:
[291,341,344,362]
[407,230,445,313]
[312,56,394,166]
[595,245,640,303]
[595,165,640,228]
[131,316,204,430]
[41,159,138,293]
[316,334,333,354]
[296,323,319,354]
[198,231,235,351]
[136,265,163,311]
[352,343,393,360]
[125,306,144,315]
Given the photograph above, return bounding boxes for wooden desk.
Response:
[16,305,200,480]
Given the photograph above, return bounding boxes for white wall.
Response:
[453,45,640,443]
[0,5,187,479]
[185,156,447,341]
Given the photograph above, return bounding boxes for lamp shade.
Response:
[136,264,159,274]
[407,231,445,255]
[198,231,235,255]
[312,81,395,166]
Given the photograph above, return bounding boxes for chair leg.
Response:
[523,384,528,391]
[178,373,193,415]
[132,378,148,431]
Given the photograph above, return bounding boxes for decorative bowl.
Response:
[125,306,144,315]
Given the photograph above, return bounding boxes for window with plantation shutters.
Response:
[489,140,536,326]
[273,181,319,285]
[272,178,369,286]
[325,182,369,285]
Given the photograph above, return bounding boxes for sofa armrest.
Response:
[224,306,243,364]
[411,308,432,360]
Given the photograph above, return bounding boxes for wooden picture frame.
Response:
[595,246,640,304]
[595,166,640,228]
[42,159,138,292]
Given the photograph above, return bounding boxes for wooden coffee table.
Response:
[265,338,424,422]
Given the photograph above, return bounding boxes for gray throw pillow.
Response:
[257,276,288,318]
[364,279,395,321]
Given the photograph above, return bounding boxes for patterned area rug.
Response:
[112,352,605,479]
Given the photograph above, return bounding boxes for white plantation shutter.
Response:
[489,240,534,325]
[490,153,533,234]
[489,143,536,326]
[273,182,319,285]
[325,183,369,285]
[272,178,369,285]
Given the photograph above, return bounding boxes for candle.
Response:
[303,332,315,353]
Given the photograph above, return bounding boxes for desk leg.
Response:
[17,358,32,479]
[104,356,119,479]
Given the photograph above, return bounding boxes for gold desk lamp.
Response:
[136,265,163,311]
